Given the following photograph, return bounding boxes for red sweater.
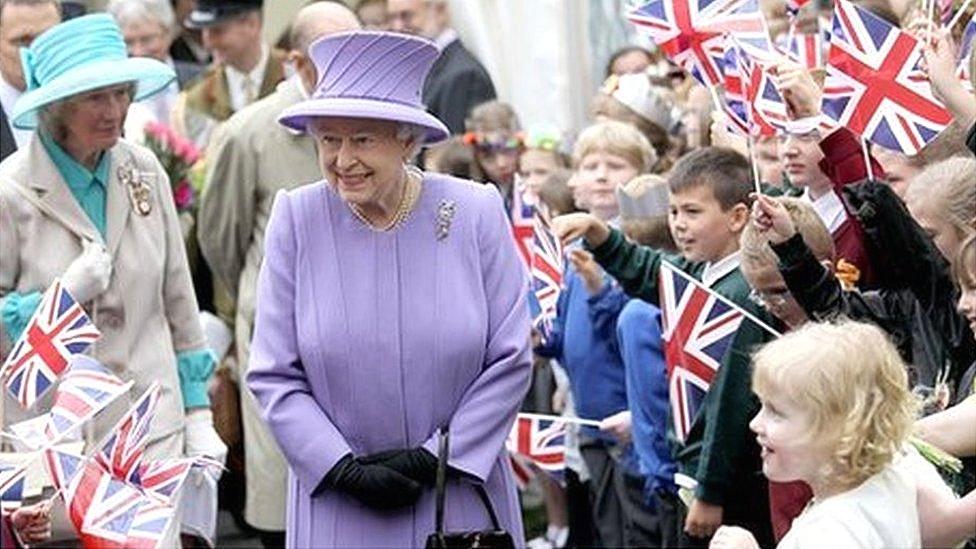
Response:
[816,127,885,289]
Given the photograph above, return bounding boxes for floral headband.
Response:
[462,131,525,153]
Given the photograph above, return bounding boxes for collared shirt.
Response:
[433,28,458,52]
[701,251,741,288]
[802,187,847,234]
[0,74,32,149]
[39,130,110,238]
[225,43,270,112]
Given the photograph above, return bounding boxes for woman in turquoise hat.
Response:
[0,13,225,543]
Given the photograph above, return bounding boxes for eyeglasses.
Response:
[748,287,792,309]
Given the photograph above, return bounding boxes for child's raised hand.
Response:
[709,112,748,156]
[568,249,604,295]
[921,27,960,103]
[750,193,797,245]
[709,525,760,549]
[773,61,822,120]
[551,213,610,248]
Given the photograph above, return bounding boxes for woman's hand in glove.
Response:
[359,447,439,486]
[61,240,112,303]
[323,454,423,510]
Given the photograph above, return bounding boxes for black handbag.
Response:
[424,429,516,549]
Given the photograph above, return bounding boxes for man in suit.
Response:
[0,0,60,162]
[196,4,361,546]
[387,0,496,134]
[170,0,287,150]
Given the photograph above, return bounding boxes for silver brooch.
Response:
[436,199,456,241]
[118,160,155,217]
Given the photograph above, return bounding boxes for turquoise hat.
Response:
[11,14,176,130]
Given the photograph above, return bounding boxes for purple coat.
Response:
[247,173,532,547]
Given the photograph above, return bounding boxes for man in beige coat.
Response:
[196,3,361,544]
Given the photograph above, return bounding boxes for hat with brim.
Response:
[185,0,263,29]
[11,14,175,130]
[278,31,449,145]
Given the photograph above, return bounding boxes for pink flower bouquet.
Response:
[144,121,201,213]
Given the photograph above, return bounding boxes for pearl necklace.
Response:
[348,167,422,232]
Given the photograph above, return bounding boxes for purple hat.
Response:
[278,31,449,144]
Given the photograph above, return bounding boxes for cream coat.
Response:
[0,136,206,444]
[197,78,319,530]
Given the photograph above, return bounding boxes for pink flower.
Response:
[173,180,194,210]
[144,121,166,139]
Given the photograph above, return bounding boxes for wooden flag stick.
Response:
[861,137,875,181]
[747,132,763,195]
[517,412,604,428]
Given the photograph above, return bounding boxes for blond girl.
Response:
[711,320,952,549]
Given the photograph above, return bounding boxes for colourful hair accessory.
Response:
[523,129,562,152]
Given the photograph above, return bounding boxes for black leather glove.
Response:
[359,447,439,486]
[320,454,422,510]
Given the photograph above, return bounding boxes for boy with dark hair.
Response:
[553,147,776,547]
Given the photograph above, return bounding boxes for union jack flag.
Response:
[628,0,772,87]
[823,0,952,154]
[0,462,27,511]
[133,458,194,505]
[2,279,101,409]
[531,207,563,339]
[508,454,535,490]
[658,262,745,442]
[787,30,827,69]
[94,383,161,485]
[44,356,132,444]
[510,177,535,268]
[506,414,566,481]
[743,56,790,136]
[125,500,176,548]
[65,457,146,548]
[722,43,751,136]
[44,447,84,494]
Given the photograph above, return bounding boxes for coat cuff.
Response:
[587,228,625,263]
[694,479,727,506]
[1,291,42,343]
[177,348,217,409]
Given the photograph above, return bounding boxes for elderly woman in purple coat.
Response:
[246,30,532,547]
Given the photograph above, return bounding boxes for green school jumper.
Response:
[589,228,778,541]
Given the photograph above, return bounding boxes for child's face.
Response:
[742,263,807,329]
[520,149,560,197]
[782,132,829,192]
[907,196,963,262]
[474,131,520,186]
[576,150,639,219]
[873,148,917,199]
[750,393,828,485]
[668,185,748,263]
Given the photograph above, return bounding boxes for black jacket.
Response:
[771,179,975,402]
[422,38,496,134]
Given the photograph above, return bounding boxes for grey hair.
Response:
[37,82,137,143]
[396,123,427,160]
[106,0,176,34]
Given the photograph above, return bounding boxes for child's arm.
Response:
[915,397,976,458]
[919,485,976,547]
[551,213,673,304]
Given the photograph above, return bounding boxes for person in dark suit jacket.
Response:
[388,0,495,134]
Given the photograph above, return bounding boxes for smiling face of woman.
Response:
[308,117,415,213]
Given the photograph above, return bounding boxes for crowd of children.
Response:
[422,9,976,546]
